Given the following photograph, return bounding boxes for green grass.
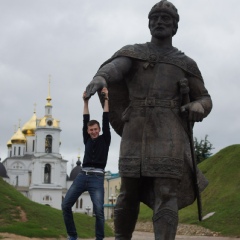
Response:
[179,144,240,237]
[138,144,240,237]
[2,144,240,238]
[0,178,113,238]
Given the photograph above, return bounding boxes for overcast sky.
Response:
[0,0,240,174]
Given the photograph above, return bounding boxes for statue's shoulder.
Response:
[99,43,147,69]
[177,50,203,79]
[112,43,148,60]
[119,43,148,51]
[98,44,149,137]
[181,53,197,66]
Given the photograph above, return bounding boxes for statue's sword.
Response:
[179,78,202,221]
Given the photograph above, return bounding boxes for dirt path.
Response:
[0,233,65,240]
[1,232,239,240]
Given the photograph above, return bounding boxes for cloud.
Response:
[1,0,240,173]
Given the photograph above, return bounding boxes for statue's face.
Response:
[149,12,174,39]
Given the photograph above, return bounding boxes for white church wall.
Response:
[5,160,31,187]
[25,136,35,154]
[60,162,68,188]
[31,160,43,184]
[35,129,61,156]
[11,144,25,157]
[50,160,62,185]
[30,188,63,209]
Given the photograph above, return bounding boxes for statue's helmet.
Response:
[148,0,179,36]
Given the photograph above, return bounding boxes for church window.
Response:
[16,175,19,186]
[32,140,35,152]
[26,143,27,152]
[10,150,12,157]
[44,164,51,183]
[76,199,79,208]
[14,147,16,155]
[43,195,52,201]
[18,147,21,155]
[29,172,32,185]
[45,135,52,153]
[80,198,83,209]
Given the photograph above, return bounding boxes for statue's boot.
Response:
[114,207,139,240]
[153,207,178,240]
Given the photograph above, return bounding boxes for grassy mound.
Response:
[179,144,240,237]
[138,144,240,237]
[0,178,113,238]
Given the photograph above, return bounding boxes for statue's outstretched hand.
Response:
[181,102,204,122]
[85,76,107,99]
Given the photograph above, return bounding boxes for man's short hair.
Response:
[87,120,100,129]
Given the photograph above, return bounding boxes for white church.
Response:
[0,82,93,214]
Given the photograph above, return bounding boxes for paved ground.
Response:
[78,231,239,240]
[1,232,239,240]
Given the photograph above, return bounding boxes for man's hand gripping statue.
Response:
[85,76,107,100]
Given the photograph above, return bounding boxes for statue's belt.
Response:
[130,98,179,108]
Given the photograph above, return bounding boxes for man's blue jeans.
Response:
[62,172,105,240]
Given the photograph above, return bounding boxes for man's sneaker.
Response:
[67,236,78,240]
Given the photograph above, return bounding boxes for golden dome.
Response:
[7,139,12,148]
[22,112,37,136]
[11,128,26,144]
[37,117,60,128]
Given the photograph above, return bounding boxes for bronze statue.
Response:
[85,0,212,239]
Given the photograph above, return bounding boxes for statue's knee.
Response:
[159,186,177,202]
[153,207,178,225]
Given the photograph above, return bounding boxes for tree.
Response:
[194,135,214,164]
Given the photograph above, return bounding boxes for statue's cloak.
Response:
[98,43,202,136]
[97,43,208,209]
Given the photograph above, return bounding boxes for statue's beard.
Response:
[150,27,173,39]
